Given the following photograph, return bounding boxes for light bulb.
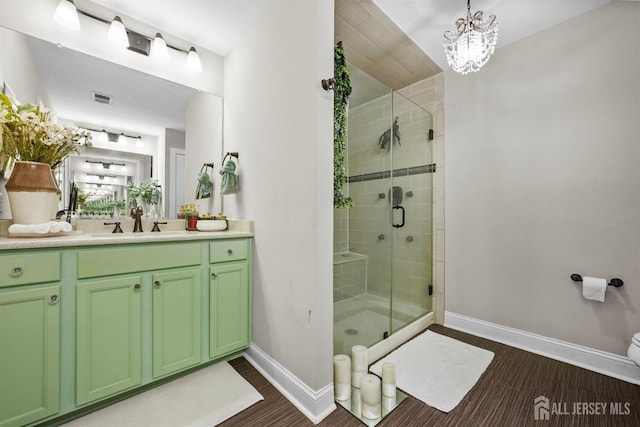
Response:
[54,0,80,31]
[108,16,128,48]
[151,33,169,62]
[187,47,202,72]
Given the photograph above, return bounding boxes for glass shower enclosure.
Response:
[333,63,434,355]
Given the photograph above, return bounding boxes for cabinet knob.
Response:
[133,284,141,292]
[48,295,59,304]
[10,266,23,277]
[227,249,233,254]
[211,272,218,279]
[154,280,161,289]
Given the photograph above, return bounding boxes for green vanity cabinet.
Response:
[76,277,143,406]
[209,239,251,359]
[152,268,202,378]
[0,286,61,427]
[0,234,252,425]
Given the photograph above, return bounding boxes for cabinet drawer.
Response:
[210,239,248,263]
[0,252,60,288]
[78,243,201,279]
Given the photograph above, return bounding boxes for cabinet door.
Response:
[152,268,202,378]
[76,277,142,406]
[0,286,60,427]
[209,261,249,358]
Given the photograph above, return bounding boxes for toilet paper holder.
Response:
[570,274,624,288]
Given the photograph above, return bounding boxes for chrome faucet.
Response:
[133,206,143,232]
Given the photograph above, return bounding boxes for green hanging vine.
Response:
[333,41,353,208]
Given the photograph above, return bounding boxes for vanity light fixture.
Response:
[53,6,204,73]
[87,174,117,180]
[84,127,141,142]
[108,16,128,48]
[54,0,80,31]
[84,160,126,169]
[151,33,170,62]
[186,47,203,73]
[443,0,498,75]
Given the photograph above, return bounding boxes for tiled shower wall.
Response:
[333,84,437,312]
[333,254,367,302]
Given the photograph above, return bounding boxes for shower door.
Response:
[333,62,433,355]
[387,92,434,335]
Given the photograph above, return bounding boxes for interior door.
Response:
[169,148,186,218]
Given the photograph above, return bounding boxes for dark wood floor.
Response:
[221,325,640,426]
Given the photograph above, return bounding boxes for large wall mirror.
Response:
[0,25,223,219]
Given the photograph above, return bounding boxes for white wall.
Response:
[0,27,49,106]
[445,2,640,355]
[224,0,334,399]
[185,92,223,216]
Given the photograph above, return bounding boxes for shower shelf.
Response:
[333,251,368,265]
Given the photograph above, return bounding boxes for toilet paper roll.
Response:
[582,276,607,302]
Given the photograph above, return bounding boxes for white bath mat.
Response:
[370,330,494,413]
[63,361,263,427]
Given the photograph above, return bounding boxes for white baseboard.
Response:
[243,344,336,424]
[444,311,640,385]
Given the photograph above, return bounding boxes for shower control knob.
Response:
[406,236,414,242]
[378,193,385,199]
[378,234,385,240]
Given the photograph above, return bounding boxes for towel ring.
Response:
[222,152,239,165]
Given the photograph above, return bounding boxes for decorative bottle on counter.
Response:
[185,212,198,230]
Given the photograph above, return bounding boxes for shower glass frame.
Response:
[333,63,434,355]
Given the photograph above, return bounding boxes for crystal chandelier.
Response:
[443,0,498,75]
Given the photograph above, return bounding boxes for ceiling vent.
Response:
[91,91,113,105]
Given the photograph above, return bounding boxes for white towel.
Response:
[8,223,50,234]
[8,221,73,235]
[48,221,72,233]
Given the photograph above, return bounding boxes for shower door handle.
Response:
[392,205,405,228]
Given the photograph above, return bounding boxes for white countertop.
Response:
[0,219,253,250]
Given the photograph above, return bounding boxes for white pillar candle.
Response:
[351,387,361,417]
[333,354,351,401]
[382,395,395,417]
[381,361,396,397]
[351,345,368,388]
[360,374,381,419]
